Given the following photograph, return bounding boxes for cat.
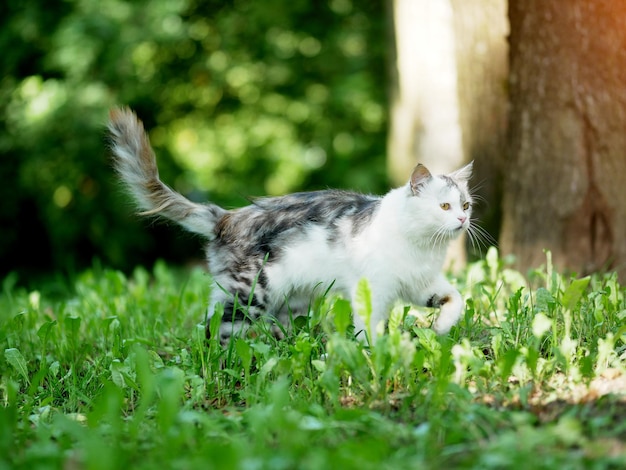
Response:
[108,107,474,344]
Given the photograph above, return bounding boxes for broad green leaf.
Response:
[499,348,519,381]
[580,354,594,378]
[110,360,126,389]
[292,315,308,332]
[209,303,224,341]
[354,278,372,332]
[526,346,539,377]
[332,298,352,335]
[387,305,405,334]
[251,342,271,357]
[130,346,153,395]
[486,246,500,280]
[64,316,81,343]
[311,359,326,372]
[49,361,60,377]
[415,328,439,353]
[491,332,504,357]
[562,276,590,311]
[156,367,185,432]
[259,357,278,382]
[4,348,29,384]
[37,320,57,342]
[235,338,253,370]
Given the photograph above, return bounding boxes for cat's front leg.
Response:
[417,276,464,334]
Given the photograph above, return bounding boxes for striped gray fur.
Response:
[207,191,381,341]
[108,108,382,342]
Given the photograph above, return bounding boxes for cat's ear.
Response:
[449,161,473,182]
[409,164,432,195]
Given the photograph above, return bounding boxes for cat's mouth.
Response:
[453,224,468,234]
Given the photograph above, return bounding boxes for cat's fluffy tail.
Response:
[108,107,225,238]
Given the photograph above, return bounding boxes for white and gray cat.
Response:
[108,108,474,344]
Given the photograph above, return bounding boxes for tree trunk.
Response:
[501,0,626,279]
[450,0,509,243]
[387,0,463,184]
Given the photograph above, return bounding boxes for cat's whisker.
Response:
[468,178,495,208]
[469,193,488,208]
[467,229,481,254]
[429,225,450,249]
[471,221,497,246]
[466,221,497,256]
[428,229,439,247]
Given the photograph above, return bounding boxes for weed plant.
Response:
[1,250,625,469]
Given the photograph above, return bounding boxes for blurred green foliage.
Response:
[0,0,388,279]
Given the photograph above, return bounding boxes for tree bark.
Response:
[501,0,626,279]
[451,0,508,241]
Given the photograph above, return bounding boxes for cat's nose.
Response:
[458,215,467,224]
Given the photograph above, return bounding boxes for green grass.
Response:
[1,250,626,469]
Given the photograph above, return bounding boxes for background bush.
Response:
[0,0,387,280]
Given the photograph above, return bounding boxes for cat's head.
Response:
[403,162,473,244]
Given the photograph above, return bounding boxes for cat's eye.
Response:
[440,203,450,211]
[463,201,470,210]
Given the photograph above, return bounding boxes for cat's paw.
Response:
[431,291,463,334]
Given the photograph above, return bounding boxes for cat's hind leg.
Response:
[351,291,393,345]
[205,284,262,343]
